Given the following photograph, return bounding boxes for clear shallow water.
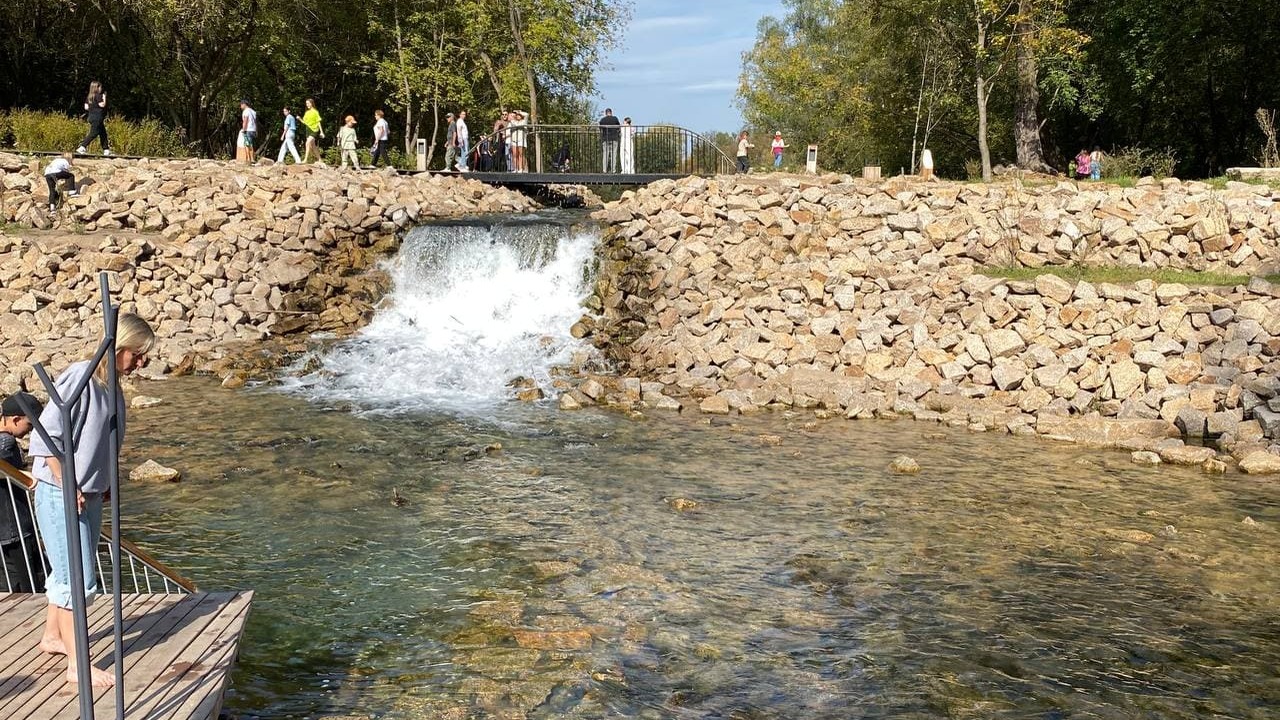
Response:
[121,378,1280,719]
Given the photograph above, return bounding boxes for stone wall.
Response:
[579,174,1280,473]
[0,154,537,385]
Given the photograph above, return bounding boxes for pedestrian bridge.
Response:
[445,123,737,185]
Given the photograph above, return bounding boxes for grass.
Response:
[980,265,1280,287]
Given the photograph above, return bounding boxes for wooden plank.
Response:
[0,598,58,681]
[0,594,47,641]
[0,594,147,718]
[24,592,216,720]
[0,591,252,720]
[116,591,252,720]
[88,592,237,720]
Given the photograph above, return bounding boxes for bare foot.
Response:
[66,665,115,688]
[39,636,67,655]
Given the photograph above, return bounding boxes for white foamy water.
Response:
[284,220,600,413]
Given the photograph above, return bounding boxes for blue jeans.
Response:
[1089,161,1100,180]
[774,153,782,167]
[35,482,102,609]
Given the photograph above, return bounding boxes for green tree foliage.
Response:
[0,0,629,158]
[740,0,1280,178]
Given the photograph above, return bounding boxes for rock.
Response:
[666,497,699,512]
[1158,445,1217,466]
[1036,416,1177,447]
[129,459,181,483]
[699,395,731,415]
[1034,274,1075,304]
[1131,451,1161,466]
[889,455,920,474]
[558,393,583,411]
[221,375,246,389]
[1108,360,1145,399]
[1238,450,1280,474]
[1202,458,1227,474]
[130,395,164,409]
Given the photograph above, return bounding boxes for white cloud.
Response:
[630,15,711,33]
[678,80,739,93]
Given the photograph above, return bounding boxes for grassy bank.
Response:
[981,265,1280,287]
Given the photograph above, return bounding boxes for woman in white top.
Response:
[509,111,528,172]
[620,117,636,174]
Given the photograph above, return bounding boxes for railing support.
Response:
[17,271,127,720]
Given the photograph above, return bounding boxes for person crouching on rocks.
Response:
[30,314,155,688]
[43,153,77,212]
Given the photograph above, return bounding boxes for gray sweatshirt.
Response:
[28,360,126,494]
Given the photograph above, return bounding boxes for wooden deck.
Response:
[0,591,253,720]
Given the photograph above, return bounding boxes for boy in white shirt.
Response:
[43,153,77,212]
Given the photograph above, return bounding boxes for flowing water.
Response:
[118,218,1280,719]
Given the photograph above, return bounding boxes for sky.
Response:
[594,0,786,134]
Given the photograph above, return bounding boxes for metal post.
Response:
[18,271,126,720]
[100,274,126,716]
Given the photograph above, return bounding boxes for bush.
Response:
[1102,146,1178,180]
[964,158,982,181]
[1,109,189,157]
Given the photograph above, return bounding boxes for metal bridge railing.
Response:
[1,458,195,597]
[465,123,738,175]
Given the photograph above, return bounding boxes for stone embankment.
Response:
[575,174,1280,474]
[0,153,536,385]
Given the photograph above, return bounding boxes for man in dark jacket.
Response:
[1,392,46,593]
[599,108,621,173]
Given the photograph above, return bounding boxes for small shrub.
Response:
[1102,146,1178,180]
[4,109,188,157]
[964,158,982,181]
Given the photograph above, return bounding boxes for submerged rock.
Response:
[890,455,920,474]
[1131,451,1162,466]
[130,395,164,409]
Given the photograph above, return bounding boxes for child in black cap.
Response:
[1,391,47,593]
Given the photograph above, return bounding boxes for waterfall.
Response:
[285,218,600,413]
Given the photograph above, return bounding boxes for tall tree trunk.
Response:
[394,8,414,155]
[976,13,993,183]
[977,74,992,182]
[508,0,540,171]
[1013,0,1049,172]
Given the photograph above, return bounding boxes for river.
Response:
[118,218,1280,719]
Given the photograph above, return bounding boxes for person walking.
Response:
[1,391,46,594]
[620,117,636,174]
[277,107,302,164]
[76,81,111,156]
[337,115,361,170]
[492,112,508,173]
[370,109,390,167]
[736,131,754,173]
[239,99,258,163]
[301,98,325,163]
[771,131,786,168]
[43,153,77,212]
[444,113,458,172]
[32,314,155,688]
[456,110,470,172]
[1089,146,1104,181]
[599,108,621,173]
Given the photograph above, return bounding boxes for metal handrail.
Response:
[463,123,738,175]
[0,458,197,594]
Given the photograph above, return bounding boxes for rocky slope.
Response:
[578,174,1280,473]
